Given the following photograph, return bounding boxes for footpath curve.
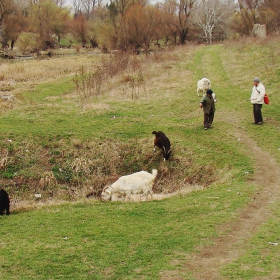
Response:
[162,44,280,279]
[183,131,280,279]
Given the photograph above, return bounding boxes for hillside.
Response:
[0,38,280,279]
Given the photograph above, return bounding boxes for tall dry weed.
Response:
[0,136,218,205]
[0,55,102,105]
[39,171,57,190]
[74,52,147,102]
[71,158,94,176]
[121,71,145,99]
[0,99,14,112]
[0,157,9,168]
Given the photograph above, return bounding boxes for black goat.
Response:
[152,131,171,161]
[0,189,10,215]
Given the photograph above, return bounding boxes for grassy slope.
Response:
[0,40,280,279]
[217,40,280,278]
[1,191,253,280]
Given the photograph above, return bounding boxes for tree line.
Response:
[0,0,279,54]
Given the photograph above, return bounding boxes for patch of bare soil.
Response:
[109,185,204,202]
[162,131,280,280]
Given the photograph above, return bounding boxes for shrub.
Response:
[17,32,40,54]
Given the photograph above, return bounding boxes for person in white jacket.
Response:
[250,77,265,125]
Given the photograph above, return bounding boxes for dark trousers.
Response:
[204,111,214,128]
[253,104,263,123]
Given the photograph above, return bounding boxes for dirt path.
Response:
[179,130,280,279]
[162,46,280,280]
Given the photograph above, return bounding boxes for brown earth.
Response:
[161,129,280,280]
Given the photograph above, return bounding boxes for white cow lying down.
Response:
[197,78,211,96]
[101,169,157,202]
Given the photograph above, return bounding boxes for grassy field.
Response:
[0,37,280,279]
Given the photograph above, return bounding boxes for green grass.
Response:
[0,39,280,278]
[221,200,280,279]
[1,181,255,279]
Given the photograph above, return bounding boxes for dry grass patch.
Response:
[0,46,196,112]
[221,36,280,94]
[0,55,103,103]
[0,135,220,210]
[0,56,100,83]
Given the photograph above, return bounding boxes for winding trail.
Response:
[162,45,280,279]
[183,131,280,279]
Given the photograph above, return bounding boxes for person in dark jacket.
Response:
[199,89,216,130]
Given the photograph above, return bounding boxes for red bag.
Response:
[264,94,269,105]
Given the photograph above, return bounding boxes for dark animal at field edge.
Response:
[152,131,172,161]
[0,189,10,215]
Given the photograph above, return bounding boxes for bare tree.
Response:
[72,0,98,19]
[156,0,198,45]
[29,0,71,49]
[120,3,161,53]
[0,0,14,26]
[160,0,180,44]
[71,13,89,47]
[72,0,83,16]
[195,0,235,44]
[114,0,147,16]
[176,0,197,44]
[0,0,17,48]
[2,9,29,49]
[82,0,97,19]
[54,0,67,7]
[236,0,262,34]
[259,0,280,33]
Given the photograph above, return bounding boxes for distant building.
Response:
[252,24,266,38]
